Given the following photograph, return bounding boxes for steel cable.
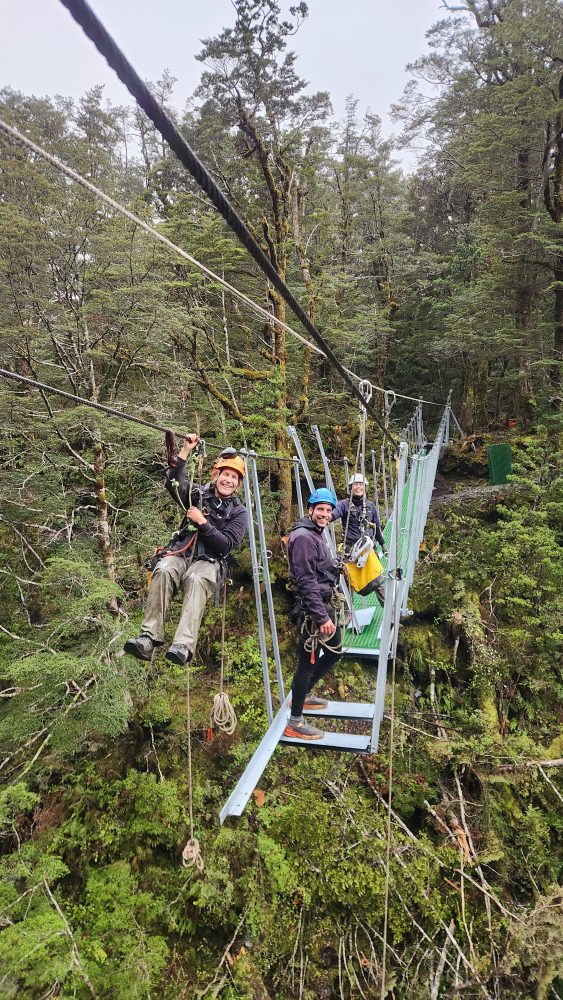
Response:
[0,117,446,411]
[57,0,400,444]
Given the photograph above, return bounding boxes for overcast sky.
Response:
[2,0,444,169]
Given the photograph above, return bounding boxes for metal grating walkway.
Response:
[343,466,418,656]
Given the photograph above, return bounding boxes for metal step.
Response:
[342,645,380,658]
[280,731,371,752]
[304,699,374,720]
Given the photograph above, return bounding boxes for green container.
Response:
[488,443,512,485]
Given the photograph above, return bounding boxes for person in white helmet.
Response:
[331,474,387,555]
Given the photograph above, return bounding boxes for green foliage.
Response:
[0,782,39,833]
[0,846,71,999]
[77,862,169,998]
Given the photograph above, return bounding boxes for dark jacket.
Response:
[331,495,384,547]
[287,517,340,625]
[164,458,247,560]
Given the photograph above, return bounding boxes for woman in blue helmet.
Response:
[285,487,343,740]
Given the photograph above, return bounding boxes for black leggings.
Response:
[290,626,342,717]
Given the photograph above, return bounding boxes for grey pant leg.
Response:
[142,556,187,642]
[172,559,218,653]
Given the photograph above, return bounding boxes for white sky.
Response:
[2,0,444,169]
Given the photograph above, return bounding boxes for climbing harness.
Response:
[299,591,344,666]
[146,446,203,585]
[209,579,237,736]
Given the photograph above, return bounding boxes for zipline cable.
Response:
[55,0,400,444]
[0,118,445,411]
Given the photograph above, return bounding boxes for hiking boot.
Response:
[284,718,324,740]
[289,695,329,711]
[124,635,155,661]
[165,643,192,666]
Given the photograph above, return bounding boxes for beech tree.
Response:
[194,0,331,523]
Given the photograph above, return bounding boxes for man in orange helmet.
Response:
[125,435,247,666]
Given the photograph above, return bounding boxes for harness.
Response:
[299,588,345,665]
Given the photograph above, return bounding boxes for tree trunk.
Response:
[93,428,115,583]
[546,72,563,390]
[460,354,476,432]
[551,259,563,393]
[291,182,317,419]
[515,275,536,422]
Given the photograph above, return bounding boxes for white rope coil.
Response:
[210,691,237,735]
[181,837,204,871]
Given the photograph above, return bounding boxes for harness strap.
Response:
[299,588,344,664]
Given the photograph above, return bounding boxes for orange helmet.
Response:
[214,454,245,480]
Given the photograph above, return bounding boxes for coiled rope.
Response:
[210,581,237,736]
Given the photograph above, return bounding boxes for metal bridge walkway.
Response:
[219,400,451,823]
[343,459,419,658]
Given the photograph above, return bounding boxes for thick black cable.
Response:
[0,367,318,464]
[57,0,398,448]
[0,367,182,434]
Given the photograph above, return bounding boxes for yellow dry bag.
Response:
[345,548,384,595]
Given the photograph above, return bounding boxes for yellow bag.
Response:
[345,548,383,594]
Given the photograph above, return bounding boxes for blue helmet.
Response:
[308,487,337,508]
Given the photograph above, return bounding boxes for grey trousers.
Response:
[142,556,218,654]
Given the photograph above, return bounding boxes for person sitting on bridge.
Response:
[125,435,247,666]
[284,488,343,741]
[331,473,387,555]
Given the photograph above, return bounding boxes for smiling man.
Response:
[285,488,343,740]
[125,435,247,666]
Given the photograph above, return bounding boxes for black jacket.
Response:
[164,458,247,560]
[331,496,385,547]
[287,516,340,625]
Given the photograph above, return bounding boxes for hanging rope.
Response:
[209,580,237,736]
[181,658,204,872]
[379,456,402,998]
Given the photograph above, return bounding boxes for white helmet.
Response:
[348,473,368,488]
